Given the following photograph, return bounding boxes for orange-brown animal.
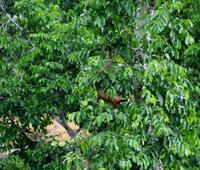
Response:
[97,91,127,107]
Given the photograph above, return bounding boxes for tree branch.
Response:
[99,48,112,75]
[56,111,79,138]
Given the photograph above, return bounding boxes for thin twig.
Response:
[99,48,112,75]
[0,0,5,12]
[0,2,35,48]
[6,13,23,30]
[7,113,39,143]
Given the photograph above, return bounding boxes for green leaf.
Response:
[185,35,195,45]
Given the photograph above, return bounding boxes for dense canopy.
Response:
[0,0,199,169]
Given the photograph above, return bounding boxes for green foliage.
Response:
[24,139,67,169]
[0,155,30,170]
[0,0,199,169]
[0,139,68,170]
